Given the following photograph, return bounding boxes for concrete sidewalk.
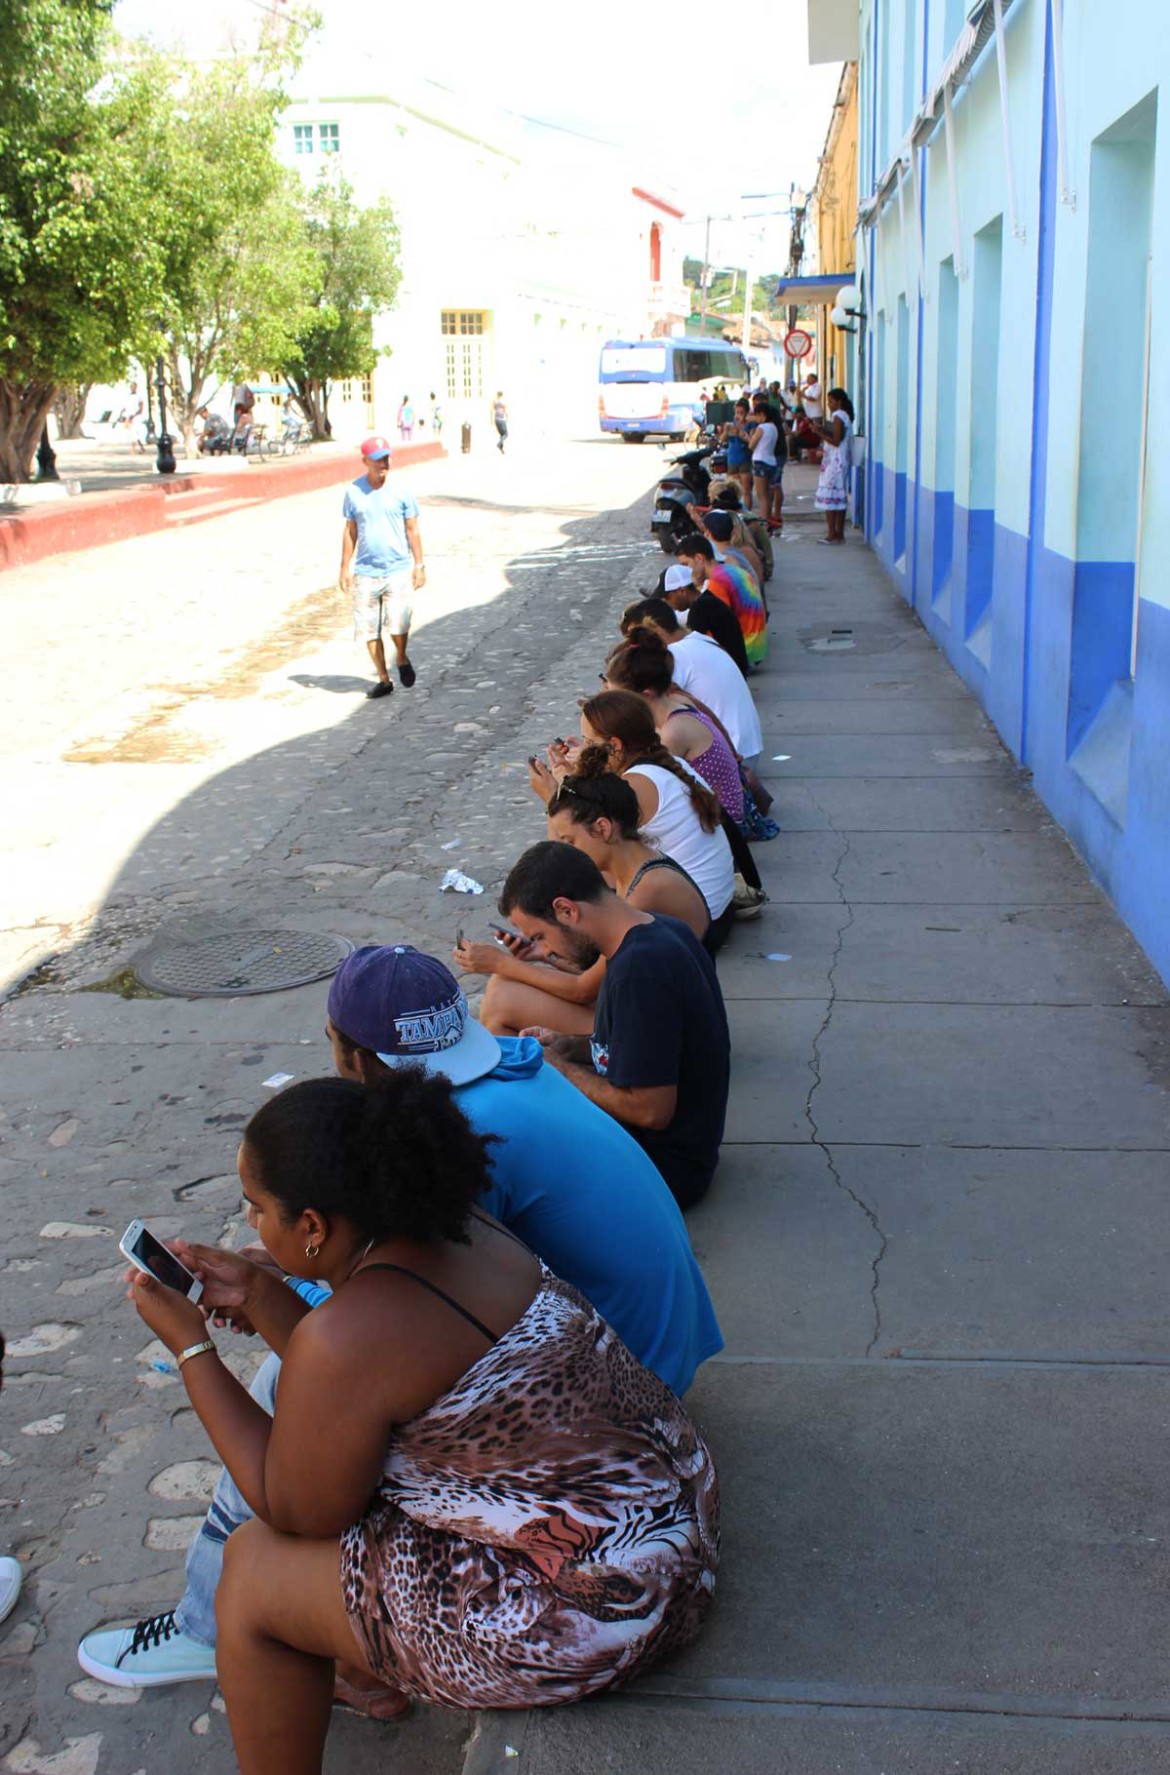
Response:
[469,527,1170,1772]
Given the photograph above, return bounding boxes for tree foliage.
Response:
[283,170,402,439]
[131,46,319,446]
[0,0,164,479]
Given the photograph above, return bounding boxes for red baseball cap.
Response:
[360,435,392,460]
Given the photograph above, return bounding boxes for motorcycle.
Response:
[650,439,723,552]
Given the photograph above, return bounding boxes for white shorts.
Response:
[353,569,413,641]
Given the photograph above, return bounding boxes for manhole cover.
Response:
[134,929,354,999]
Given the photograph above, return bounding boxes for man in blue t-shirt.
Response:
[339,435,426,700]
[77,945,722,1693]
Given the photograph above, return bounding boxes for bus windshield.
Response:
[600,345,668,380]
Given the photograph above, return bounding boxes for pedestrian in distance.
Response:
[429,391,443,437]
[339,436,425,698]
[500,839,732,1209]
[719,397,755,510]
[814,388,855,544]
[492,391,508,453]
[396,394,414,442]
[747,397,784,532]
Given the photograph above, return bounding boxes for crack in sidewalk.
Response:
[801,796,888,1356]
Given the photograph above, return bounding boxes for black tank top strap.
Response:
[356,1263,499,1344]
[469,1204,532,1253]
[626,854,706,900]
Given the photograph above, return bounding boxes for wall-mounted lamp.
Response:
[830,283,865,333]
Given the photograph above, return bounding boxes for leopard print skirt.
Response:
[340,1270,719,1708]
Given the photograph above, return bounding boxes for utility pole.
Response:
[699,214,712,335]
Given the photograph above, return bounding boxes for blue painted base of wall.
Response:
[867,468,1170,986]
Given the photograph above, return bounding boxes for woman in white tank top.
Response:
[570,692,736,923]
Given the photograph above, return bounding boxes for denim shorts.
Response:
[751,458,780,485]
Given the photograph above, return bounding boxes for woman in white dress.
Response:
[813,389,855,544]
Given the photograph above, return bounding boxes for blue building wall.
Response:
[858,0,1170,984]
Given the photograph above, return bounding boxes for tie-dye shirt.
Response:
[707,556,767,666]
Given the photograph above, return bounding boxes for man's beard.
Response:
[561,927,601,971]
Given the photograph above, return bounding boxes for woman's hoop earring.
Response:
[305,1242,320,1260]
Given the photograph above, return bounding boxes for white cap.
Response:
[664,564,693,592]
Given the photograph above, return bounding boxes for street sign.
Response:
[784,328,813,360]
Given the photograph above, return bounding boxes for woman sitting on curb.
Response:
[529,691,736,937]
[456,771,712,1036]
[458,770,713,1036]
[120,1074,719,1774]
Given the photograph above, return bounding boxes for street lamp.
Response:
[154,327,176,476]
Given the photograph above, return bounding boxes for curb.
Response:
[0,440,446,572]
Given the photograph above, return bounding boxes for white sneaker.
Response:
[77,1610,217,1687]
[0,1557,21,1625]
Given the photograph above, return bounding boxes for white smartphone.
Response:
[119,1220,204,1305]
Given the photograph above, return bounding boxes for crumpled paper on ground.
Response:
[439,868,484,895]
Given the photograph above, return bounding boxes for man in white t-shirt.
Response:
[621,595,762,764]
[801,374,823,421]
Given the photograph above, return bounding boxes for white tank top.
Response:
[625,764,736,919]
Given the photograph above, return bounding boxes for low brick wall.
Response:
[0,440,446,572]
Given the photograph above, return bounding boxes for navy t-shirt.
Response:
[590,915,730,1208]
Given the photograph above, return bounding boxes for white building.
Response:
[279,50,690,441]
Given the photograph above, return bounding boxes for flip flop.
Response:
[333,1674,412,1721]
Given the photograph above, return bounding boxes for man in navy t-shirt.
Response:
[500,841,731,1208]
[339,435,426,700]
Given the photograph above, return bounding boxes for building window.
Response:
[293,124,314,155]
[360,375,373,404]
[318,122,340,154]
[340,379,354,402]
[442,310,484,336]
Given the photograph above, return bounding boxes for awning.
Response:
[772,274,855,307]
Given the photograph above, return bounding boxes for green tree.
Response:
[133,49,318,450]
[283,170,402,440]
[0,0,164,482]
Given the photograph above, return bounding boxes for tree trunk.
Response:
[52,383,92,440]
[288,376,329,440]
[0,381,57,483]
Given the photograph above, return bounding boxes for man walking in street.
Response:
[492,391,509,453]
[339,435,425,699]
[501,841,731,1210]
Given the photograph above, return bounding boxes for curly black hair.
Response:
[242,1073,494,1245]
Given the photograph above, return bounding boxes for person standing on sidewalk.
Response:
[339,436,424,699]
[492,390,509,452]
[813,389,855,545]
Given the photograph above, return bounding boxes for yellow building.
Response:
[810,61,858,390]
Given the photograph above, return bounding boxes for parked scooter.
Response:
[650,439,718,551]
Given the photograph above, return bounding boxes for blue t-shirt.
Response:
[289,1037,722,1395]
[342,476,419,575]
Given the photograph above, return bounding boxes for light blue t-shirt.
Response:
[289,1037,722,1395]
[342,476,419,575]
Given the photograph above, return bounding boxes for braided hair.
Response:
[242,1074,494,1245]
[578,689,722,833]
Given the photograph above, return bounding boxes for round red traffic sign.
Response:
[784,328,813,359]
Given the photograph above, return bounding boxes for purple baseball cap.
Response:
[327,945,501,1086]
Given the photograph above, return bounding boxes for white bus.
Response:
[598,338,751,442]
